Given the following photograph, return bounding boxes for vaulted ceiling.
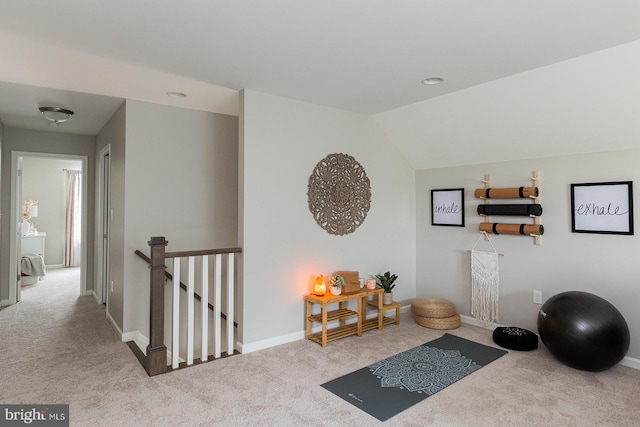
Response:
[2,1,640,166]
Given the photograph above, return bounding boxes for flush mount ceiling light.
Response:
[38,107,74,127]
[166,91,188,98]
[421,77,444,85]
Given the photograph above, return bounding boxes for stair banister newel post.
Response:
[146,236,168,376]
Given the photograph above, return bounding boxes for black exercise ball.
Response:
[537,291,630,371]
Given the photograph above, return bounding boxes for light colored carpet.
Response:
[1,269,639,426]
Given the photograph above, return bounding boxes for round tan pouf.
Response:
[415,313,461,330]
[411,298,456,318]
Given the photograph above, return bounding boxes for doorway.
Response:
[9,152,88,304]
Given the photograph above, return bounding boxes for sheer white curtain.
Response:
[64,170,82,267]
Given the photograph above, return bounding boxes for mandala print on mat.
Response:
[368,345,481,395]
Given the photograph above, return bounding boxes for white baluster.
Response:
[201,255,209,362]
[172,257,180,369]
[214,254,222,358]
[226,253,235,356]
[187,256,195,365]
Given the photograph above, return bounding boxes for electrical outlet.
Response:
[533,290,542,304]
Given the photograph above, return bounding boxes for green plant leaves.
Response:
[375,271,398,292]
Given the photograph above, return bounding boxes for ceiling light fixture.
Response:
[421,77,444,85]
[166,91,188,98]
[38,107,74,127]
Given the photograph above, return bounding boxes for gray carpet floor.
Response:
[2,267,639,426]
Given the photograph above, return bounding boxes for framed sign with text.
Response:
[571,181,633,235]
[431,188,465,227]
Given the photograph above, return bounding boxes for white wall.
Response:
[417,150,640,359]
[122,100,239,336]
[0,119,3,285]
[96,102,126,329]
[240,90,416,349]
[21,157,82,266]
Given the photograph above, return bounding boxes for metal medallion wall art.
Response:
[307,153,371,235]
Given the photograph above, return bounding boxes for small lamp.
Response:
[314,274,326,296]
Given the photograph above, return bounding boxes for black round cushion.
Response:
[493,326,538,351]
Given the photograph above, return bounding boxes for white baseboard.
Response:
[106,311,124,337]
[45,264,65,269]
[238,304,413,354]
[457,315,639,371]
[121,330,148,355]
[238,331,303,354]
[148,306,640,372]
[120,329,137,342]
[619,356,640,370]
[1,299,10,307]
[459,314,503,329]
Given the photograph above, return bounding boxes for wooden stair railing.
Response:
[136,237,242,376]
[134,249,237,328]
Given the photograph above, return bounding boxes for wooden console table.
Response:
[305,288,384,347]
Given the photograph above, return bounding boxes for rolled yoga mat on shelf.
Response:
[477,204,543,217]
[474,187,539,199]
[479,222,544,235]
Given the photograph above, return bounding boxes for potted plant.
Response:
[330,274,346,296]
[375,271,397,305]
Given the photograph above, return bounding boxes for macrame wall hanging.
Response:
[470,232,500,323]
[307,153,371,236]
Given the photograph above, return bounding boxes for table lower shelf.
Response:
[308,316,395,345]
[307,308,357,324]
[307,324,359,345]
[362,316,395,332]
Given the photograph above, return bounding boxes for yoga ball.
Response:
[537,291,630,371]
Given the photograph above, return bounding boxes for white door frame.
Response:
[95,144,111,306]
[9,151,89,304]
[15,157,23,302]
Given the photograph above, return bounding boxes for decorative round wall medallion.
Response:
[307,153,371,235]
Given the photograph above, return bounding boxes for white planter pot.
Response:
[331,287,342,296]
[383,292,393,305]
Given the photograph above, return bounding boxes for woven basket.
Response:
[415,313,461,330]
[411,298,456,318]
